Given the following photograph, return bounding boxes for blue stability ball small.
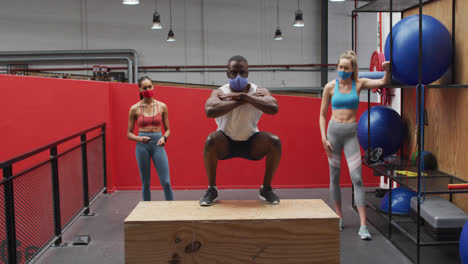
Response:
[384,14,452,85]
[420,151,438,170]
[380,187,417,214]
[357,105,403,157]
[461,221,468,264]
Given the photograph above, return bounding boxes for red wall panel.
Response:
[106,82,140,192]
[0,75,109,175]
[1,75,379,194]
[0,75,380,262]
[109,85,379,191]
[0,75,110,263]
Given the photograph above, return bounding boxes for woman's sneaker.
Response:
[359,225,372,240]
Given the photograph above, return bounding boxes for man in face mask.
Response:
[200,55,281,206]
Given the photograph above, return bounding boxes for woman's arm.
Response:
[158,103,170,146]
[360,61,391,90]
[319,83,333,158]
[127,105,148,143]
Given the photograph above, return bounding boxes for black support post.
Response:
[452,0,456,84]
[50,147,63,246]
[101,126,108,194]
[416,1,423,263]
[3,165,17,264]
[81,135,90,215]
[321,0,328,90]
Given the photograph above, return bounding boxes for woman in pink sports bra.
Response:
[127,76,174,201]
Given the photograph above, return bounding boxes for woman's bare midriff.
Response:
[139,127,162,133]
[331,109,357,123]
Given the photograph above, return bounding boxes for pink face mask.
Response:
[141,90,154,98]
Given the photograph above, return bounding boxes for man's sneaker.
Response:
[259,185,280,204]
[359,225,372,240]
[199,186,218,206]
[339,218,344,231]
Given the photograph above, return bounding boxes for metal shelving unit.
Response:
[351,0,468,263]
[355,0,433,12]
[363,158,468,196]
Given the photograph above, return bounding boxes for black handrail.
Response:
[0,123,107,264]
[0,123,105,169]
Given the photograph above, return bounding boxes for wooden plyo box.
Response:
[125,199,339,264]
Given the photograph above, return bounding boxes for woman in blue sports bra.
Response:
[319,50,390,240]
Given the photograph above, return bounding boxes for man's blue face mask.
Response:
[229,75,248,92]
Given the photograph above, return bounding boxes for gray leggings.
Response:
[327,120,365,207]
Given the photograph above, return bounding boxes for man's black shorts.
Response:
[219,131,260,160]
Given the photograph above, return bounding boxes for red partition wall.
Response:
[109,85,379,191]
[0,75,111,263]
[0,75,379,262]
[1,75,379,193]
[106,82,140,192]
[0,75,110,175]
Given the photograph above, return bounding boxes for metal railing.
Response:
[0,123,107,264]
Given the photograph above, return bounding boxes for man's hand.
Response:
[239,88,268,101]
[252,89,268,97]
[218,92,243,101]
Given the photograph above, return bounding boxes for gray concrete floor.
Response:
[34,188,413,264]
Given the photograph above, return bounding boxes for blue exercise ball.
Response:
[461,221,468,264]
[420,151,438,170]
[357,105,403,157]
[411,151,438,170]
[384,14,452,85]
[380,187,417,214]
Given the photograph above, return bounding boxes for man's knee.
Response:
[269,134,281,150]
[205,133,220,149]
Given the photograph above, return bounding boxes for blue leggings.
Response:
[135,132,174,201]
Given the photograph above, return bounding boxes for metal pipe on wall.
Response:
[0,49,136,56]
[321,0,329,91]
[139,64,335,69]
[0,49,138,83]
[11,69,332,73]
[0,56,133,83]
[2,63,337,74]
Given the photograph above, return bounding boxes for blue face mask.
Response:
[229,75,248,92]
[338,71,353,80]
